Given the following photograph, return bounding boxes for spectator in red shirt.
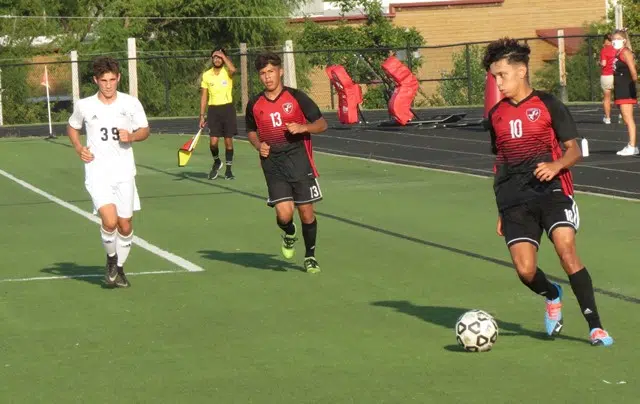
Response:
[600,34,616,124]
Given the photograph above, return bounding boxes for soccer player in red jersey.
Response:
[245,52,328,273]
[483,38,613,346]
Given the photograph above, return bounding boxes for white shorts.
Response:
[86,178,141,218]
[601,75,614,91]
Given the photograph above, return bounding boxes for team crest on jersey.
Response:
[283,102,293,114]
[526,108,540,122]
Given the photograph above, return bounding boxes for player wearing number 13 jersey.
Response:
[484,38,613,346]
[246,52,328,273]
[67,56,150,288]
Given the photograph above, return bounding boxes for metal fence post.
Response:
[162,59,170,114]
[587,36,594,102]
[465,44,472,105]
[328,51,334,110]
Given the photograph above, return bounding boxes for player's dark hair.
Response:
[93,56,120,78]
[482,37,531,71]
[211,47,227,57]
[255,52,282,71]
[604,33,612,43]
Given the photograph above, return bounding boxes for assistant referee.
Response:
[199,47,237,180]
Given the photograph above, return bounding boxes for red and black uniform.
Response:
[613,49,637,105]
[487,90,580,249]
[245,87,324,207]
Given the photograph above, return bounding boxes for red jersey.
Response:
[487,90,578,210]
[245,86,323,177]
[600,45,616,75]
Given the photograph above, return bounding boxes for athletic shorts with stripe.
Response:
[500,190,579,250]
[261,143,323,207]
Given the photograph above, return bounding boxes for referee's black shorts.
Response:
[207,102,237,138]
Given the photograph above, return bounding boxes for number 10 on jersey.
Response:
[509,119,523,138]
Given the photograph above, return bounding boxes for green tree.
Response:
[428,45,487,106]
[0,0,311,123]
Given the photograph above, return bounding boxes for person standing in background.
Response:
[199,48,237,179]
[600,34,616,124]
[611,29,638,156]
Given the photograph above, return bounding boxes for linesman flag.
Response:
[177,128,203,167]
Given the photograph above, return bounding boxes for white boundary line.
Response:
[0,270,179,283]
[0,168,206,277]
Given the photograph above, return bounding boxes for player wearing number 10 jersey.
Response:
[484,38,613,346]
[67,56,150,288]
[245,52,328,273]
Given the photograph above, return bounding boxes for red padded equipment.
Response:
[380,56,419,125]
[325,65,363,124]
[483,71,504,119]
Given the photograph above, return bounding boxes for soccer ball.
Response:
[455,309,499,352]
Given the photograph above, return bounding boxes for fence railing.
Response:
[1,33,638,126]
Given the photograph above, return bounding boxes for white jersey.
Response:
[68,91,149,184]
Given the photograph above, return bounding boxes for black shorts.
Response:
[500,190,579,249]
[261,143,323,207]
[207,103,237,138]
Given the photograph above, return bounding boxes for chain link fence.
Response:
[1,34,638,126]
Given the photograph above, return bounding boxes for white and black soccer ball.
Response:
[455,309,499,352]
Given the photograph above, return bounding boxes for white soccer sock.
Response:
[116,231,134,267]
[100,227,117,256]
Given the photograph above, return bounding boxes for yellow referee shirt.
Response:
[201,67,233,106]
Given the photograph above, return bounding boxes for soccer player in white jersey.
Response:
[67,56,150,288]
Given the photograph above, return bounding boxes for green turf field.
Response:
[0,135,638,403]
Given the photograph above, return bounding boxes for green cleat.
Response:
[281,225,297,259]
[303,256,321,274]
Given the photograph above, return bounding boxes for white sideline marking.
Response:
[0,270,179,283]
[0,168,205,273]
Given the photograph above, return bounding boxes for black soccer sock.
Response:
[277,218,296,236]
[518,268,559,300]
[225,148,234,167]
[210,145,220,162]
[302,219,317,257]
[569,267,603,330]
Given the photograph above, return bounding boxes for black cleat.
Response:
[105,254,118,286]
[224,169,235,180]
[208,159,222,180]
[115,266,130,288]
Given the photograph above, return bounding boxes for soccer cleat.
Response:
[545,283,563,336]
[115,266,130,288]
[590,328,614,346]
[105,254,118,286]
[208,159,222,180]
[603,117,611,124]
[224,169,235,180]
[303,256,321,274]
[281,226,297,260]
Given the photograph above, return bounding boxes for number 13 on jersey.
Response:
[270,112,282,128]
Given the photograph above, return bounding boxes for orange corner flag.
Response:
[178,128,203,167]
[40,65,51,90]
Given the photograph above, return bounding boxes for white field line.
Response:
[0,270,179,283]
[0,168,205,282]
